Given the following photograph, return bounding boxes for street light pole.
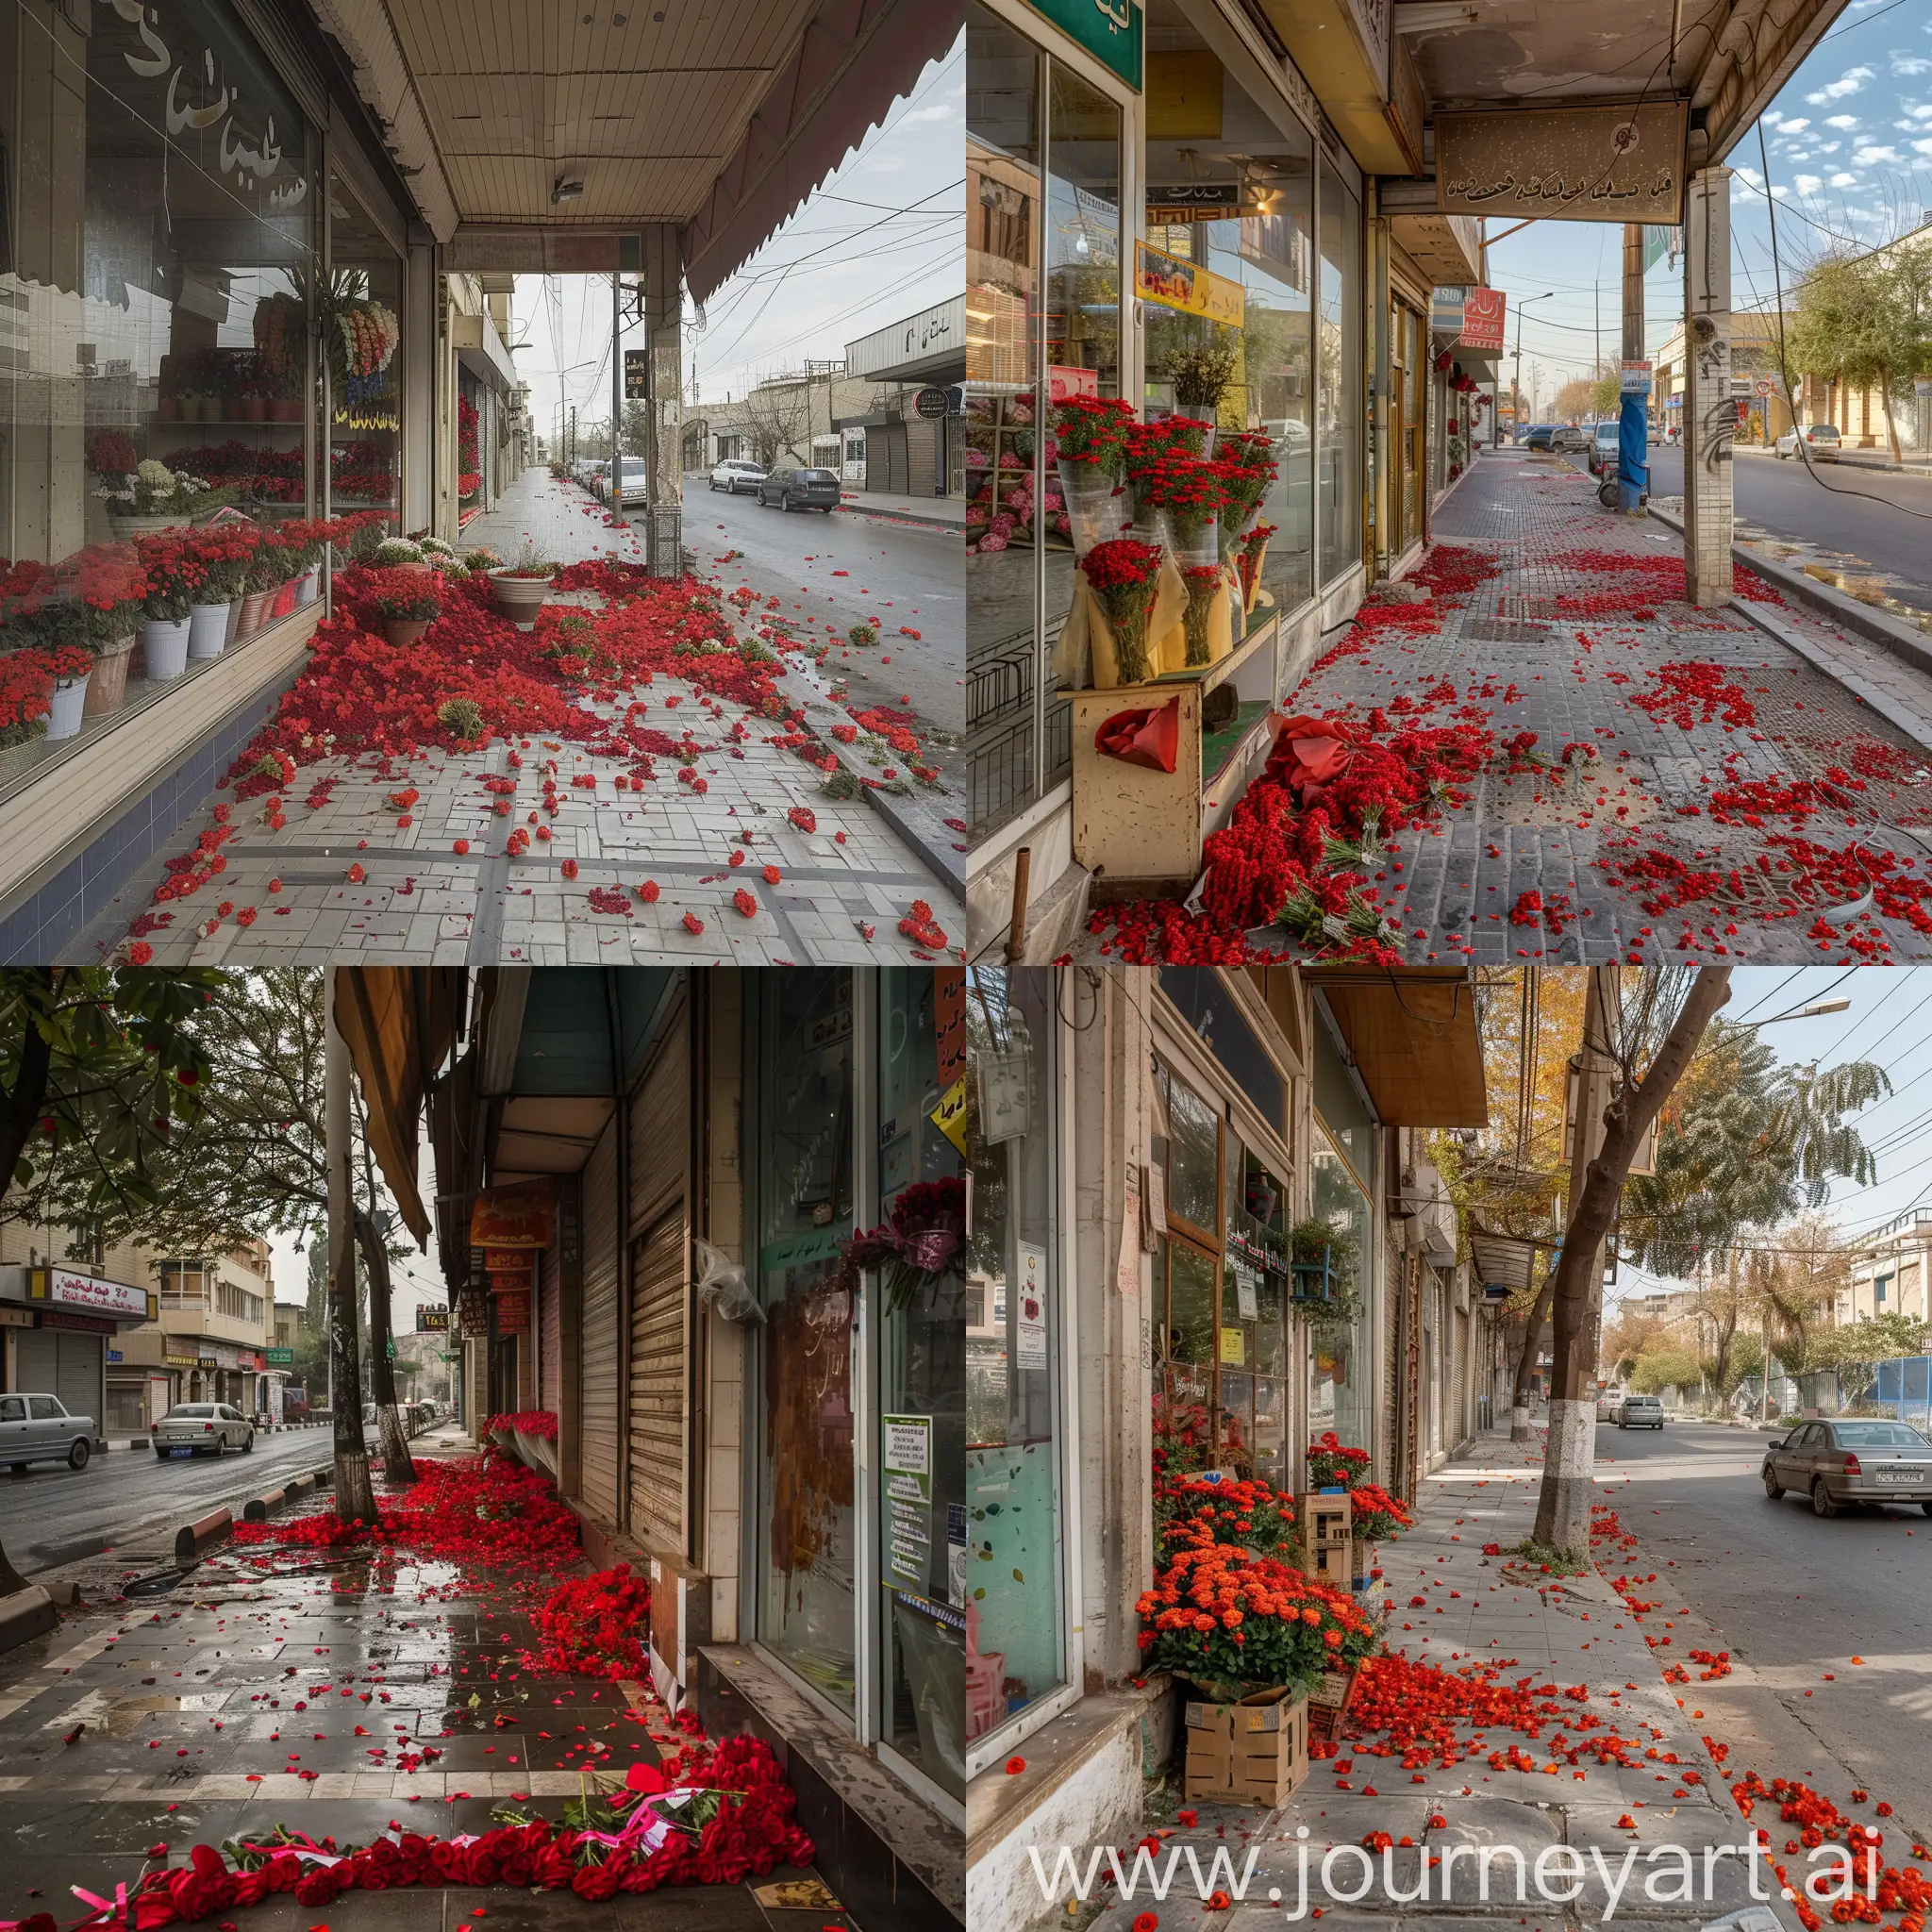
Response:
[1512,293,1556,441]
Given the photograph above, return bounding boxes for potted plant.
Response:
[237,531,295,636]
[48,543,150,720]
[1052,392,1139,555]
[0,641,58,749]
[1344,1480,1410,1591]
[490,541,557,628]
[133,531,210,681]
[373,575,443,646]
[37,641,94,739]
[187,523,258,658]
[1305,1430,1372,1492]
[96,459,227,540]
[1159,337,1241,446]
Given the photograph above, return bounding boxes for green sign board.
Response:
[1021,0,1141,90]
[265,1347,294,1366]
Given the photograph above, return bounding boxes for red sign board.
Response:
[494,1291,530,1335]
[1047,363,1099,404]
[936,968,966,1084]
[1459,287,1507,354]
[470,1178,556,1250]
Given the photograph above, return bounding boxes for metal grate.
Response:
[1461,619,1555,642]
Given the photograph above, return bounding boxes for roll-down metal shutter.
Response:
[17,1330,102,1429]
[625,1014,688,1550]
[539,1241,562,1418]
[578,1116,622,1523]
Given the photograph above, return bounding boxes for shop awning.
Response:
[1301,968,1488,1127]
[684,0,956,303]
[1468,1231,1539,1295]
[334,969,464,1249]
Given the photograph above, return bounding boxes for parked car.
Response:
[709,458,768,494]
[1588,420,1623,475]
[1763,1417,1932,1515]
[1775,423,1842,461]
[756,466,841,512]
[0,1393,96,1471]
[1618,1392,1664,1429]
[600,457,647,508]
[152,1402,255,1458]
[1596,1391,1625,1423]
[1550,425,1591,455]
[1522,425,1557,451]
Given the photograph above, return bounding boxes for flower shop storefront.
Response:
[0,0,416,960]
[965,0,1372,962]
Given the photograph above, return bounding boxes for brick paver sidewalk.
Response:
[1082,452,1932,965]
[69,471,961,968]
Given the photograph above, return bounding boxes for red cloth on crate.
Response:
[1095,696,1181,773]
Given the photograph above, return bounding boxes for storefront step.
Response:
[965,1690,1155,1932]
[697,1643,964,1932]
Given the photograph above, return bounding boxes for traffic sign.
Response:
[1756,376,1774,397]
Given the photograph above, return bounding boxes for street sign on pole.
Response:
[1755,376,1774,398]
[624,349,647,401]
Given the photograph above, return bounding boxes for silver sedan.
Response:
[152,1402,256,1458]
[1762,1418,1932,1517]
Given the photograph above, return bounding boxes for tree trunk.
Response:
[1510,1269,1557,1442]
[325,977,376,1524]
[356,1206,417,1486]
[1533,968,1733,1557]
[0,968,57,1205]
[1881,373,1904,466]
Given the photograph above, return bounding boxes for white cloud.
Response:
[1828,170,1860,185]
[1787,148,1813,159]
[1793,173,1824,194]
[1807,64,1875,101]
[1892,53,1932,74]
[1819,141,1842,153]
[1853,142,1903,162]
[1776,116,1811,133]
[890,102,958,128]
[1901,102,1932,119]
[1824,112,1860,127]
[1914,136,1932,154]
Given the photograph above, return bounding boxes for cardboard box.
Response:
[1298,1492,1352,1545]
[1183,1687,1309,1806]
[1299,1533,1354,1584]
[1307,1664,1358,1745]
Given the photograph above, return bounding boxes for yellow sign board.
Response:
[1135,242,1244,328]
[931,1077,969,1158]
[1219,1325,1246,1366]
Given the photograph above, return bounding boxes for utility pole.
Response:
[1619,223,1648,511]
[325,971,376,1524]
[611,269,625,531]
[1761,1298,1774,1424]
[1568,968,1620,1391]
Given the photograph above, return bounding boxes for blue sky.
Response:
[1487,0,1930,413]
[1607,967,1932,1311]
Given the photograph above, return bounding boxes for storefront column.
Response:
[1073,969,1155,1687]
[643,225,683,576]
[1681,167,1734,608]
[403,242,437,535]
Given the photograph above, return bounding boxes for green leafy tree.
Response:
[1629,1344,1701,1394]
[1786,240,1932,464]
[15,970,418,1485]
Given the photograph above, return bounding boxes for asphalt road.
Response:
[1591,1418,1932,1839]
[0,1425,364,1574]
[685,481,964,790]
[1643,442,1932,618]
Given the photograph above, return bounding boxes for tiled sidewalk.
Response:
[69,471,961,967]
[1077,1428,1790,1932]
[1083,452,1932,964]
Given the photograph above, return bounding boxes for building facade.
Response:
[960,964,1502,1930]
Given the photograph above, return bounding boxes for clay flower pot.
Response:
[236,590,271,636]
[82,637,136,719]
[384,618,432,647]
[490,567,554,629]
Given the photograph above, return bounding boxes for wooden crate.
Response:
[1298,1492,1353,1546]
[1183,1687,1310,1807]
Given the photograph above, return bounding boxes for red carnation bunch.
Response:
[1053,392,1140,478]
[1077,537,1165,684]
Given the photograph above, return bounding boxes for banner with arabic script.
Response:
[1134,242,1244,329]
[1435,102,1687,226]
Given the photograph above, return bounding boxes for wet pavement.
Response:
[0,1438,843,1932]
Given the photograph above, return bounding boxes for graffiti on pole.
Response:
[1691,315,1732,472]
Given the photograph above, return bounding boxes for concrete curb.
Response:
[175,1507,231,1563]
[836,503,962,536]
[1647,500,1932,673]
[0,1585,58,1654]
[766,660,967,895]
[242,1488,286,1522]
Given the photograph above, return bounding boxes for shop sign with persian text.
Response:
[1435,102,1687,225]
